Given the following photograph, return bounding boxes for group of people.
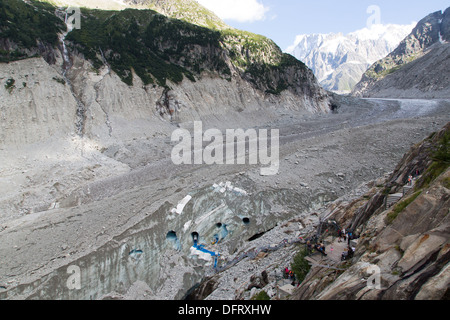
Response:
[338,228,358,260]
[305,240,327,256]
[408,170,421,186]
[341,246,354,261]
[338,228,358,245]
[283,267,296,280]
[283,267,298,286]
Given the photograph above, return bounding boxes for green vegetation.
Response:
[4,78,15,93]
[66,8,229,86]
[0,0,64,62]
[443,177,450,189]
[386,191,422,225]
[418,161,449,190]
[365,52,422,81]
[391,269,401,276]
[384,127,449,225]
[144,0,229,30]
[382,186,392,195]
[0,0,308,94]
[394,245,405,256]
[432,130,450,163]
[223,29,307,95]
[52,76,66,85]
[415,129,450,190]
[382,65,403,76]
[291,248,311,284]
[66,7,299,91]
[251,290,270,300]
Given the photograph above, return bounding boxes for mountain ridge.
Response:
[352,7,450,98]
[0,0,330,147]
[287,23,414,93]
[39,0,230,30]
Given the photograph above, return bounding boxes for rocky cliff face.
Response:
[292,123,450,300]
[0,0,330,147]
[352,7,450,98]
[123,0,230,30]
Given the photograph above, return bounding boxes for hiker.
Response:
[284,267,289,279]
[316,243,327,256]
[306,241,312,253]
[290,272,296,286]
[347,246,354,259]
[341,248,348,261]
[347,230,353,244]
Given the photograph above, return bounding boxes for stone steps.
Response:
[386,193,403,207]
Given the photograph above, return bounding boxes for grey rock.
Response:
[353,7,450,99]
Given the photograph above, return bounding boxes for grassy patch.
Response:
[386,191,422,225]
[1,1,307,94]
[0,0,64,62]
[4,78,15,93]
[415,130,450,190]
[66,8,229,87]
[443,177,450,189]
[52,76,66,85]
[291,248,311,284]
[251,290,270,300]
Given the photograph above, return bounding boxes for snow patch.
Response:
[190,247,213,263]
[439,32,445,44]
[212,181,248,196]
[171,195,192,215]
[183,220,192,232]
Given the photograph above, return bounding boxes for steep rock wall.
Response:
[292,124,450,300]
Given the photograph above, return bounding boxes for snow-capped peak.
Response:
[286,23,415,93]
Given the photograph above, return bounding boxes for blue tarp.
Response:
[193,244,220,268]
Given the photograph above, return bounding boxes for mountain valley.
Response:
[0,0,449,301]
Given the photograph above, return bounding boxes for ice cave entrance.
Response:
[191,232,199,245]
[166,231,181,251]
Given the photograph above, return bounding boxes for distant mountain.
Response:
[287,24,414,94]
[352,7,450,99]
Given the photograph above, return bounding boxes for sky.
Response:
[196,0,450,51]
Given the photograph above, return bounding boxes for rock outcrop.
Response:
[292,123,450,300]
[1,0,330,147]
[352,7,450,98]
